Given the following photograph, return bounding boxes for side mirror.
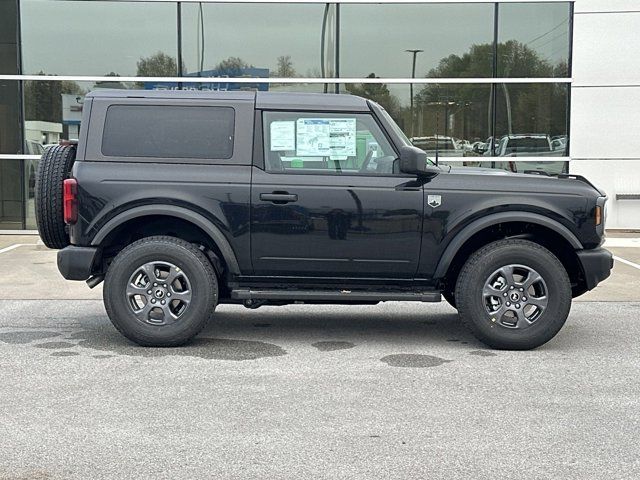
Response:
[398,146,440,178]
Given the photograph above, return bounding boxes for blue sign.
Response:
[144,67,270,91]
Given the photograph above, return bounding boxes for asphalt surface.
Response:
[0,300,639,479]
[0,236,639,479]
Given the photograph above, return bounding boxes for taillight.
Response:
[595,205,602,226]
[63,178,78,224]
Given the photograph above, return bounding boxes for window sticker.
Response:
[296,118,357,157]
[270,120,296,151]
[329,118,357,157]
[296,119,331,156]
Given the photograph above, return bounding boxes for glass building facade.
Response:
[0,0,572,229]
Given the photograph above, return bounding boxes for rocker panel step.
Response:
[231,288,441,303]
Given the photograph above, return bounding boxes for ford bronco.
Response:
[35,90,612,350]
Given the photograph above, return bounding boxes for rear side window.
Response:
[101,105,234,159]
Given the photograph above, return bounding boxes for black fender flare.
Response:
[90,205,241,275]
[432,211,583,279]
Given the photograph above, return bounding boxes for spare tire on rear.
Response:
[35,144,77,249]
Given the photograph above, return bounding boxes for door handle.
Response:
[260,192,298,204]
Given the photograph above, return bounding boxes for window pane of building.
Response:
[0,159,23,229]
[0,0,19,74]
[340,3,494,78]
[342,83,492,159]
[495,83,569,151]
[0,81,21,154]
[494,83,568,158]
[181,4,333,78]
[23,80,149,145]
[342,81,567,174]
[24,158,38,230]
[21,0,178,76]
[497,2,571,78]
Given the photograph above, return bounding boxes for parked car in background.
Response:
[410,135,462,157]
[495,134,557,157]
[551,136,568,153]
[24,140,44,156]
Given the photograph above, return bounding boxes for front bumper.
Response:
[576,247,613,291]
[57,245,100,281]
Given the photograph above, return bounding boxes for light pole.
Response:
[406,49,423,138]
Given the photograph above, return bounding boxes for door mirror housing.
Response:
[398,146,440,178]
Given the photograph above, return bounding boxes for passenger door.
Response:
[250,110,424,279]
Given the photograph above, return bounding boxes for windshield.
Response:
[371,103,438,166]
[374,104,411,146]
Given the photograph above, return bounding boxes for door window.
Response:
[262,111,398,175]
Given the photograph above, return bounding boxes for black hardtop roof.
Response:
[86,89,370,111]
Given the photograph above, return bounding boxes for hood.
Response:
[438,165,603,197]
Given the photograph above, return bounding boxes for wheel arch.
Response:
[91,205,241,276]
[434,212,585,296]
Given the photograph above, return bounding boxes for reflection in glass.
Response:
[0,0,19,74]
[0,81,21,154]
[340,3,494,78]
[0,159,22,229]
[24,158,38,229]
[21,0,178,76]
[497,2,571,77]
[342,81,568,172]
[181,4,333,78]
[494,83,568,157]
[343,83,491,159]
[23,80,148,143]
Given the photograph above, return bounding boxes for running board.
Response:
[231,288,441,303]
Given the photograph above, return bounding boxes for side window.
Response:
[102,105,234,159]
[262,111,398,175]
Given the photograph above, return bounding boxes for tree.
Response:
[95,72,128,90]
[345,74,402,120]
[275,55,296,78]
[215,57,250,77]
[413,41,567,141]
[24,73,84,124]
[136,52,180,77]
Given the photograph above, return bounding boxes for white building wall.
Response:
[571,0,640,229]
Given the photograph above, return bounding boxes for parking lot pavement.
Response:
[1,235,639,302]
[0,234,639,479]
[0,300,639,479]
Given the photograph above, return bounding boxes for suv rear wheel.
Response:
[455,239,571,350]
[104,236,218,347]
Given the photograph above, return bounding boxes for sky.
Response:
[20,0,570,80]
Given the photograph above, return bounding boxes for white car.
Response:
[410,136,463,157]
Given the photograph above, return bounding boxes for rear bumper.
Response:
[576,247,613,291]
[57,246,100,281]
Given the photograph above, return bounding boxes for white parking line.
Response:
[613,255,640,271]
[604,237,640,248]
[0,244,38,254]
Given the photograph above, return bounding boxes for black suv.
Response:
[35,90,612,350]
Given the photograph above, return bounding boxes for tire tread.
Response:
[104,236,218,347]
[35,145,76,249]
[455,239,571,350]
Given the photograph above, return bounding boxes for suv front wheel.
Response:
[104,236,218,347]
[455,239,571,350]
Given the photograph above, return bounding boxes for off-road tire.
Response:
[455,239,572,350]
[104,236,218,347]
[35,144,76,249]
